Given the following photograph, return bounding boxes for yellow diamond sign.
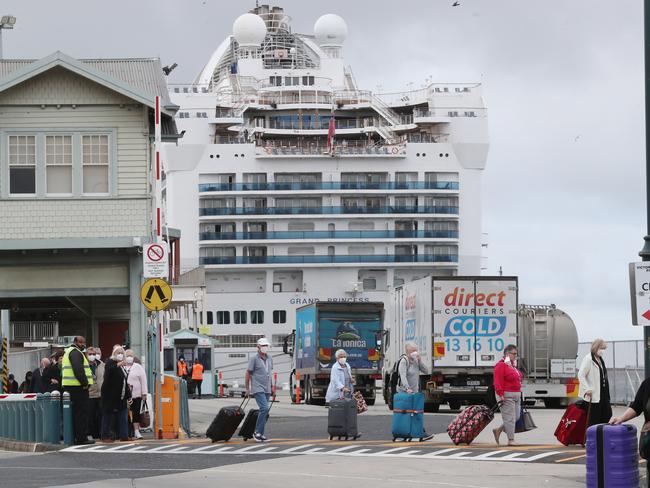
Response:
[140,278,173,311]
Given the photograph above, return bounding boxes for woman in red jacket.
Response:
[492,344,523,446]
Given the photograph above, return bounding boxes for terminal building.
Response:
[164,5,489,378]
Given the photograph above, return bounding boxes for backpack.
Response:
[388,355,407,409]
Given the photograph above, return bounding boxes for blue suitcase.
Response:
[392,392,425,441]
[586,424,639,488]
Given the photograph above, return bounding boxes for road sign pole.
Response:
[642,0,650,380]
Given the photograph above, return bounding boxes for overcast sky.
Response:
[2,0,646,343]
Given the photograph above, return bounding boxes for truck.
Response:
[382,276,579,411]
[283,301,384,405]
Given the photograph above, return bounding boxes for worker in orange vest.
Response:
[191,360,204,399]
[177,357,188,379]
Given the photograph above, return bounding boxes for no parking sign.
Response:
[143,242,169,279]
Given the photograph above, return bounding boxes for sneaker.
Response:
[261,435,269,441]
[134,432,143,440]
[253,433,265,443]
[421,433,434,442]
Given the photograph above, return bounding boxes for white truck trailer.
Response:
[383,276,579,411]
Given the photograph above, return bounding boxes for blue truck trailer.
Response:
[283,301,384,405]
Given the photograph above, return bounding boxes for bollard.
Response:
[27,397,36,442]
[218,371,224,397]
[35,394,44,443]
[296,372,301,404]
[273,372,278,402]
[62,391,73,446]
[50,391,61,444]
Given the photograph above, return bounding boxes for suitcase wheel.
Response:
[407,437,412,442]
[392,437,397,442]
[344,436,349,441]
[329,435,334,440]
[353,435,360,440]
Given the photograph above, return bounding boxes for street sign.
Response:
[629,262,650,325]
[140,278,173,312]
[143,242,169,279]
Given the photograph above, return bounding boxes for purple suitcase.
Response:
[586,424,639,488]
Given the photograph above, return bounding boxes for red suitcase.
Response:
[554,402,589,446]
[447,404,499,445]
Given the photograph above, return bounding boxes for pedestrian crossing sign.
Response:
[140,278,173,311]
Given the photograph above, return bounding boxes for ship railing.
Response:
[168,83,212,94]
[199,254,459,265]
[406,133,450,143]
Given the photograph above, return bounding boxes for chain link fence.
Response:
[577,340,643,405]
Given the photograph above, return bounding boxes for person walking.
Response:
[397,342,429,394]
[18,371,32,393]
[245,338,273,443]
[86,347,104,439]
[325,349,354,402]
[610,378,650,480]
[30,357,50,394]
[125,349,147,440]
[191,360,204,399]
[492,344,523,446]
[101,346,131,442]
[578,338,612,426]
[61,336,94,445]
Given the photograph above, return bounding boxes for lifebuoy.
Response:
[392,147,399,154]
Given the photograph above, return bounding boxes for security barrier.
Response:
[0,391,71,446]
[179,378,191,437]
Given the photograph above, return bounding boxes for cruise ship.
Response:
[164,4,489,379]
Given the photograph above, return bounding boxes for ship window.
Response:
[273,310,287,324]
[362,278,377,290]
[206,311,214,325]
[269,76,282,86]
[234,311,247,324]
[273,283,282,293]
[251,311,264,324]
[216,311,230,325]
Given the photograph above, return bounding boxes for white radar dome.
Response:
[233,13,267,48]
[314,14,347,47]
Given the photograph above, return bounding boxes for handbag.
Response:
[639,396,650,459]
[139,398,151,429]
[353,391,368,414]
[515,396,537,433]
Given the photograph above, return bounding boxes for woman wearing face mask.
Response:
[578,338,612,426]
[325,349,355,403]
[125,349,148,440]
[100,346,131,442]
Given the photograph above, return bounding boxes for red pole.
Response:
[218,371,224,397]
[296,372,301,404]
[272,372,277,402]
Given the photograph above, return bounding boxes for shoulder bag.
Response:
[139,398,151,429]
[515,394,537,433]
[639,394,650,459]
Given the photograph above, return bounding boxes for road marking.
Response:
[399,450,422,456]
[276,444,314,454]
[374,447,410,455]
[147,444,181,452]
[496,452,525,460]
[471,451,507,460]
[422,448,461,458]
[255,446,278,453]
[326,445,361,453]
[515,451,562,462]
[230,445,267,454]
[192,445,226,453]
[302,447,325,453]
[554,453,586,463]
[348,449,372,455]
[102,443,136,452]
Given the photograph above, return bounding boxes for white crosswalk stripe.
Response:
[60,443,569,464]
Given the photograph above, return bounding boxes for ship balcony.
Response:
[198,205,459,217]
[198,181,459,192]
[199,254,458,266]
[254,141,407,158]
[199,230,459,241]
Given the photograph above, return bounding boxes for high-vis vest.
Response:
[178,360,188,377]
[61,346,94,387]
[191,363,204,380]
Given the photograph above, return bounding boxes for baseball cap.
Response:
[257,338,270,347]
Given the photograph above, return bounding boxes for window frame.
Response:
[234,310,248,324]
[81,133,111,196]
[251,310,264,324]
[273,310,287,324]
[45,134,74,196]
[7,134,37,196]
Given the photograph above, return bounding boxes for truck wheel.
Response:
[289,371,297,403]
[424,403,440,413]
[304,377,311,405]
[448,400,461,411]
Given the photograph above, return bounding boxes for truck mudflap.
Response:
[425,380,489,401]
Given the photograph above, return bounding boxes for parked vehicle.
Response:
[382,276,578,411]
[283,302,384,405]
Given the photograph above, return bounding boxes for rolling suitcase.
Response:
[586,424,639,488]
[206,397,247,442]
[392,392,425,441]
[328,397,359,440]
[554,402,589,446]
[447,403,498,445]
[239,397,273,441]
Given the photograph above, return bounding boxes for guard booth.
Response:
[163,329,214,395]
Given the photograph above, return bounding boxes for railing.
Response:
[198,181,459,192]
[406,133,450,143]
[200,254,459,265]
[256,143,407,157]
[199,205,459,216]
[199,230,459,241]
[0,392,71,445]
[11,321,58,342]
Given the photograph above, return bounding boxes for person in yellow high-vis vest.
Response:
[62,336,94,445]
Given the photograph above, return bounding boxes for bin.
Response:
[160,375,180,439]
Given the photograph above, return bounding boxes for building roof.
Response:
[0,51,179,113]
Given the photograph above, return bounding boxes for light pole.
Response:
[641,0,650,379]
[0,15,17,59]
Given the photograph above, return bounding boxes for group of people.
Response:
[176,356,205,399]
[17,336,149,445]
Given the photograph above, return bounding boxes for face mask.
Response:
[260,346,269,354]
[115,353,124,361]
[410,351,418,359]
[597,349,605,357]
[126,357,134,365]
[88,355,96,362]
[338,357,347,365]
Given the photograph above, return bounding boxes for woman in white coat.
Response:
[325,349,354,403]
[578,338,612,426]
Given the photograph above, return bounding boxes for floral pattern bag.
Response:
[353,391,368,414]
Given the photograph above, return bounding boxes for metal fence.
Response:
[577,340,643,405]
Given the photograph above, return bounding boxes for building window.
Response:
[217,311,230,324]
[234,310,247,324]
[82,134,109,194]
[45,135,73,194]
[273,283,282,293]
[273,310,287,324]
[251,311,264,324]
[206,311,214,325]
[362,278,377,290]
[8,135,36,194]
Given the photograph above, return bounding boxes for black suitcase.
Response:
[239,398,273,441]
[328,397,359,440]
[206,398,247,442]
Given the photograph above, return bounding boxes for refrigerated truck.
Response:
[383,277,580,411]
[283,301,384,405]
